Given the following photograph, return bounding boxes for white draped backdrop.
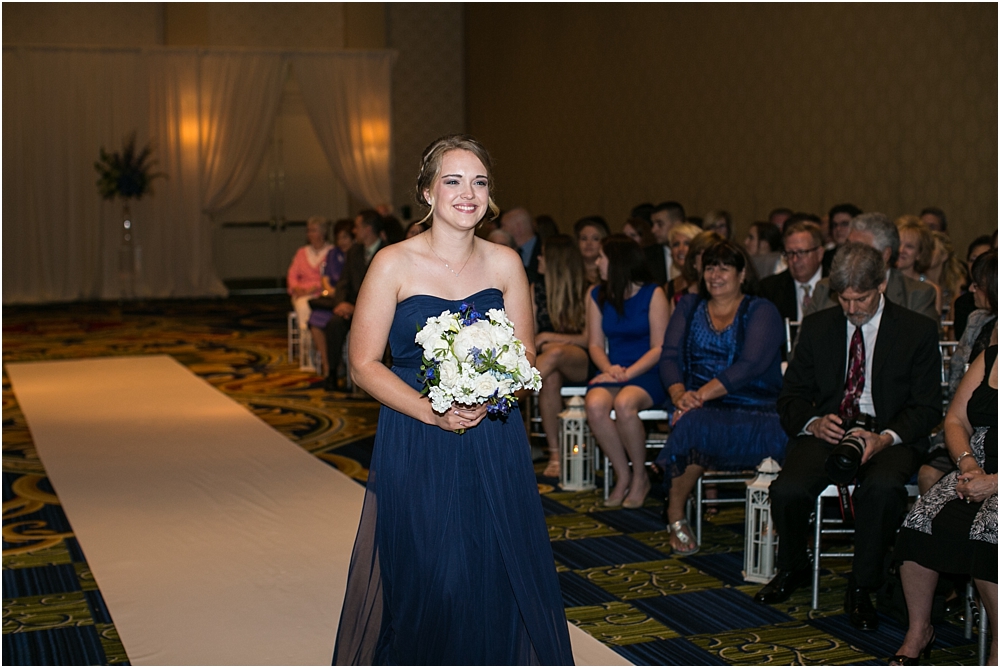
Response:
[2,46,395,304]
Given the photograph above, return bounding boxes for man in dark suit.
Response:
[754,243,941,631]
[323,210,385,391]
[500,207,541,284]
[645,201,686,286]
[759,220,828,323]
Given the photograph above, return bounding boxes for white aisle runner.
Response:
[6,355,628,666]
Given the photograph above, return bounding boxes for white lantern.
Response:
[743,457,782,583]
[558,396,596,491]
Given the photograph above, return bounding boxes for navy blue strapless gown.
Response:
[333,289,574,666]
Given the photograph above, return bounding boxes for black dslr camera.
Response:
[824,413,876,484]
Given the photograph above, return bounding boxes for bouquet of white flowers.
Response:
[415,301,542,425]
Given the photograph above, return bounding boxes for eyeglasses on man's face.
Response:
[782,246,821,260]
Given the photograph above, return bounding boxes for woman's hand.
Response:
[432,403,488,432]
[956,469,996,503]
[675,390,703,412]
[535,331,555,349]
[589,365,629,385]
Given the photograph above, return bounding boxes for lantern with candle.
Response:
[558,396,596,491]
[743,457,782,583]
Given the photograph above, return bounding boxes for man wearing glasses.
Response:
[804,213,938,322]
[760,220,828,324]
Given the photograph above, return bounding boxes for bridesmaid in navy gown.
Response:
[332,135,574,665]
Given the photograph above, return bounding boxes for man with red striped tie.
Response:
[753,242,942,632]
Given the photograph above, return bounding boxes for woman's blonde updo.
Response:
[415,134,499,225]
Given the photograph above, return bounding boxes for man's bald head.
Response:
[500,207,535,246]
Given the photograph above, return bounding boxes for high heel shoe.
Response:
[889,631,935,665]
[622,483,650,509]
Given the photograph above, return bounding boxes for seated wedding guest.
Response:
[927,230,965,320]
[755,243,941,632]
[287,216,332,343]
[664,223,705,313]
[585,235,668,509]
[535,214,559,242]
[309,218,354,379]
[322,210,385,391]
[501,206,542,283]
[769,207,794,231]
[804,213,938,321]
[921,250,998,493]
[657,240,787,554]
[744,221,784,278]
[647,201,687,285]
[404,220,428,239]
[623,217,657,248]
[488,228,517,248]
[381,215,405,245]
[703,209,733,240]
[920,206,948,233]
[889,329,996,665]
[575,215,611,285]
[531,234,591,478]
[823,203,863,273]
[631,202,655,225]
[670,230,725,305]
[895,215,942,313]
[954,235,996,338]
[759,221,827,325]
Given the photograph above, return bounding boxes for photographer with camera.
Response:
[753,242,942,632]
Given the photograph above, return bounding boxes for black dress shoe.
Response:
[753,568,810,604]
[845,585,879,631]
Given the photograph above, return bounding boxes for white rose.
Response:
[497,348,520,370]
[438,358,462,387]
[453,321,495,361]
[487,308,513,328]
[516,357,533,381]
[496,376,515,396]
[473,372,499,399]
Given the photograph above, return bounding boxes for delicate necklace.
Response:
[425,234,474,278]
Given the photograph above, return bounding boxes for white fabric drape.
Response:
[293,52,395,210]
[198,54,287,215]
[3,47,394,305]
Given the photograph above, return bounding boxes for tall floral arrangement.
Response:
[94,132,164,200]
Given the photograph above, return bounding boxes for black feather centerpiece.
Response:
[94,132,165,200]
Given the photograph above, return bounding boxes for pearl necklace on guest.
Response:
[425,232,474,278]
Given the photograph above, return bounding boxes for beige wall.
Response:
[388,4,466,219]
[3,2,164,45]
[466,4,997,253]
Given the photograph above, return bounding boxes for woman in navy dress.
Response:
[656,240,787,554]
[332,135,573,666]
[585,235,669,509]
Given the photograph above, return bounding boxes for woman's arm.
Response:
[659,294,695,396]
[586,290,615,376]
[349,248,482,432]
[713,298,784,395]
[500,247,537,366]
[945,349,985,474]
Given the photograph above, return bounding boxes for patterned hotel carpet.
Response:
[1,297,984,665]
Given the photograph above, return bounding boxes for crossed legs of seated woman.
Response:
[536,342,589,477]
[586,385,653,508]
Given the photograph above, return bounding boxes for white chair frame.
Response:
[810,483,919,609]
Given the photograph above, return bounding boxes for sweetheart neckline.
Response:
[397,287,502,306]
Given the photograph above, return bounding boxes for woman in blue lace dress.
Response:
[656,240,787,554]
[332,135,573,665]
[585,235,669,509]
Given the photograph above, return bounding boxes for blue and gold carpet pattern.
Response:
[2,298,982,665]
